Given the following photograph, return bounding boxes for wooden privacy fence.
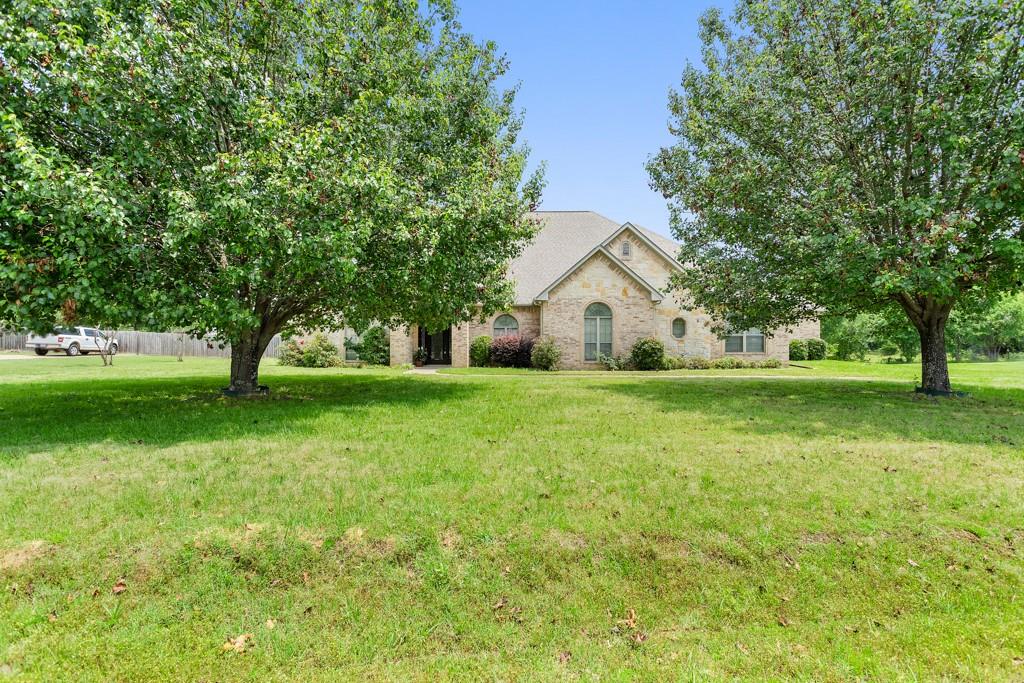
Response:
[0,330,281,358]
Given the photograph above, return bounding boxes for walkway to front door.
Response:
[417,326,451,365]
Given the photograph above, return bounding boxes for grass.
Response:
[1,354,1022,680]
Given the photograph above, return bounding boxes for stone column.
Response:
[389,326,414,366]
[451,324,470,368]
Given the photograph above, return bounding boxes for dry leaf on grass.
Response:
[265,619,276,630]
[558,651,572,664]
[222,633,254,653]
[618,608,638,630]
[112,579,127,595]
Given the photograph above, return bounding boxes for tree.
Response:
[948,292,1024,358]
[649,0,1024,394]
[2,0,542,394]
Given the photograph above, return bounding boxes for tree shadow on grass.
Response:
[596,377,1024,449]
[0,372,480,457]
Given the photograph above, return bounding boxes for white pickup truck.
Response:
[25,327,119,357]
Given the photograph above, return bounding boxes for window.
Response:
[621,241,632,258]
[493,314,519,337]
[671,318,686,339]
[584,302,613,361]
[725,329,766,353]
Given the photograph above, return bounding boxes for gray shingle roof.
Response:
[509,211,679,305]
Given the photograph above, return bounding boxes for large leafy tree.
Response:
[2,0,542,393]
[649,0,1024,393]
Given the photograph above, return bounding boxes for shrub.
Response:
[516,336,535,368]
[789,339,808,361]
[490,335,533,368]
[630,337,666,371]
[470,335,492,367]
[530,336,561,370]
[300,333,342,367]
[598,353,629,371]
[277,338,305,366]
[662,356,686,370]
[805,338,827,360]
[683,356,711,369]
[279,333,342,367]
[879,341,900,362]
[754,358,782,368]
[348,326,389,365]
[710,356,750,369]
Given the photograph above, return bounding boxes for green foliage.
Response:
[277,339,305,367]
[880,342,901,362]
[470,336,492,367]
[629,337,666,371]
[789,339,808,362]
[755,358,783,369]
[805,339,827,361]
[300,334,342,368]
[824,314,878,361]
[948,293,1024,360]
[348,327,389,366]
[710,357,749,369]
[662,356,686,370]
[598,354,630,371]
[1,0,543,391]
[530,337,561,371]
[412,348,428,364]
[278,334,341,368]
[649,0,1024,391]
[682,356,711,370]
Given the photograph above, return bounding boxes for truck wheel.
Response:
[66,343,80,357]
[34,348,48,356]
[109,344,118,356]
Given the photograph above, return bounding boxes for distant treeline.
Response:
[823,293,1024,363]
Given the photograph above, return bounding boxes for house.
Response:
[389,211,819,368]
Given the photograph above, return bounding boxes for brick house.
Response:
[389,211,819,368]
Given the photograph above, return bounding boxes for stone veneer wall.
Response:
[467,306,541,344]
[541,251,657,369]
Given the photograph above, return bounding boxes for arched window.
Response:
[584,302,613,361]
[493,314,519,337]
[672,318,686,338]
[621,241,632,258]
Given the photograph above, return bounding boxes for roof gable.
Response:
[601,223,682,272]
[533,246,664,303]
[508,211,679,306]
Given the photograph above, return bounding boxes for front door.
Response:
[418,327,451,365]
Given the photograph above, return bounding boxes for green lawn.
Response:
[1,355,1022,681]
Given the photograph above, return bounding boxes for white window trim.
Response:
[583,302,613,361]
[493,314,519,338]
[725,329,766,354]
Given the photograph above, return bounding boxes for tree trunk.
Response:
[227,333,271,396]
[918,319,951,393]
[897,295,953,394]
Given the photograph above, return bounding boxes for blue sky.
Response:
[457,1,725,238]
